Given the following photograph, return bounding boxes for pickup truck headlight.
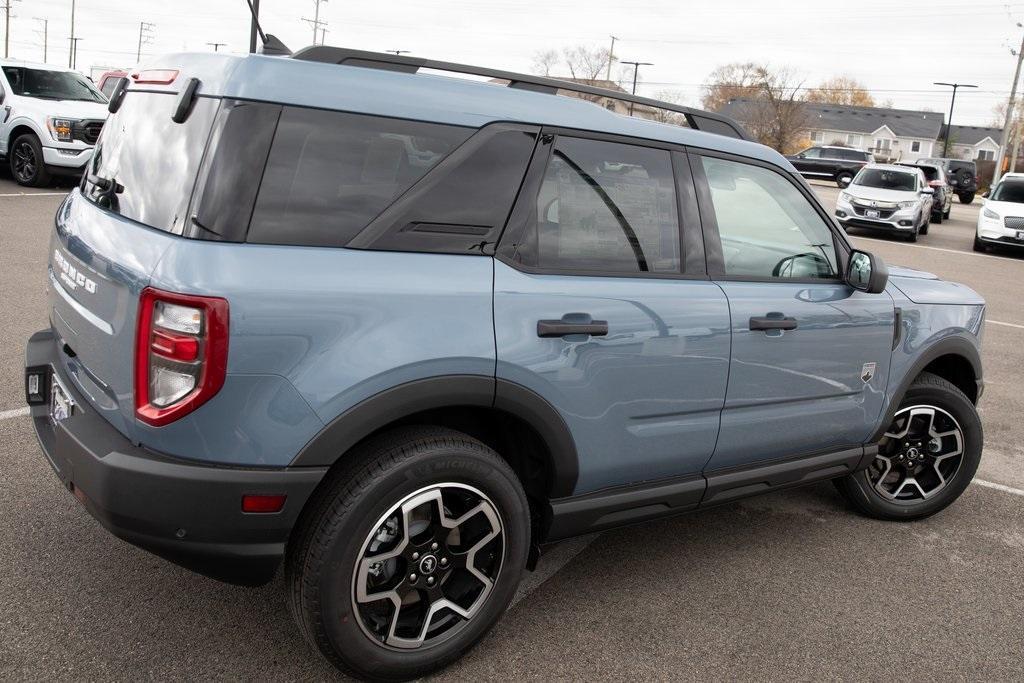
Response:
[46,117,77,142]
[983,208,1000,220]
[897,200,918,210]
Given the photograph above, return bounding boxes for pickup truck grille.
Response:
[1004,216,1024,230]
[73,120,105,145]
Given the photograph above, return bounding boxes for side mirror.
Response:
[846,250,888,294]
[796,153,806,158]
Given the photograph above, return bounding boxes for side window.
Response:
[821,148,843,160]
[247,107,472,247]
[700,156,838,280]
[520,136,681,274]
[801,148,822,159]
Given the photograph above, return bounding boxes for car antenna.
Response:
[244,0,291,56]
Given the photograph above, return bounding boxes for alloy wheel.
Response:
[351,483,505,650]
[13,141,37,183]
[869,405,964,502]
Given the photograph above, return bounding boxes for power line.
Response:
[301,0,328,46]
[206,41,227,52]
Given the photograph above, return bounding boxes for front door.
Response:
[494,133,730,496]
[693,153,895,471]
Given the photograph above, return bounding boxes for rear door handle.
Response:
[749,314,798,331]
[537,319,609,338]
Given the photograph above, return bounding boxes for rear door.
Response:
[692,152,895,471]
[494,132,730,496]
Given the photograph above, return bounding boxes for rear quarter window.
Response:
[247,108,472,247]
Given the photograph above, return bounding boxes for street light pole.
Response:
[621,60,652,115]
[934,81,977,159]
[994,27,1024,185]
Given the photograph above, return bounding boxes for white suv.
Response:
[975,175,1024,252]
[0,60,109,187]
[834,163,935,242]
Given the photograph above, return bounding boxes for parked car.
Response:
[916,157,978,204]
[96,69,129,98]
[0,60,108,186]
[975,175,1024,251]
[835,164,935,241]
[786,145,872,187]
[897,161,952,223]
[25,48,986,681]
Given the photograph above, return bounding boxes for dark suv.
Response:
[917,157,978,204]
[786,145,872,187]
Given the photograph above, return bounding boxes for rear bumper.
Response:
[25,329,327,585]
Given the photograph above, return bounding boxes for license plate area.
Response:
[865,209,880,218]
[50,374,75,422]
[1016,230,1024,241]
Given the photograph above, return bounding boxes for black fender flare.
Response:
[290,375,579,498]
[870,336,982,443]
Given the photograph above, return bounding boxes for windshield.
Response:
[853,169,917,191]
[991,181,1024,203]
[1,66,106,103]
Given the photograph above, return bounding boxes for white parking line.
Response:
[974,478,1024,497]
[988,319,1024,330]
[0,407,29,420]
[851,236,1024,264]
[0,192,67,198]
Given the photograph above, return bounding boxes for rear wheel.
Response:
[286,426,529,681]
[958,191,975,204]
[932,210,943,225]
[835,372,982,521]
[10,133,51,187]
[836,171,854,188]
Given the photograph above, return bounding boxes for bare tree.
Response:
[650,89,688,125]
[532,49,559,77]
[726,65,808,153]
[562,45,612,82]
[700,62,763,112]
[805,76,876,107]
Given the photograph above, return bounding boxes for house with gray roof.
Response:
[942,124,1002,161]
[718,98,950,162]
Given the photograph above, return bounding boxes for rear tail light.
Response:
[130,69,179,85]
[929,180,943,187]
[135,288,228,426]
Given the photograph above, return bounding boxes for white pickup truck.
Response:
[0,60,109,187]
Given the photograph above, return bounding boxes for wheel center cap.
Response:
[419,554,438,575]
[906,447,920,459]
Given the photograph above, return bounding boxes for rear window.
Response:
[247,108,472,247]
[83,91,220,233]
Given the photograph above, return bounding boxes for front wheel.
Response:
[836,171,854,188]
[835,372,982,521]
[286,426,529,681]
[10,133,52,187]
[958,192,975,204]
[973,235,988,252]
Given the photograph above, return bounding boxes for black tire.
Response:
[920,214,930,235]
[906,224,919,242]
[958,192,975,204]
[973,235,987,252]
[943,204,951,219]
[836,171,854,188]
[9,133,51,187]
[286,426,530,681]
[835,372,982,521]
[931,210,942,225]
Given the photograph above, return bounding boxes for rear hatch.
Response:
[48,80,221,439]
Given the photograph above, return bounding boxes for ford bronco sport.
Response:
[25,47,986,681]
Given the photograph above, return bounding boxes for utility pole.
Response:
[301,0,328,45]
[2,0,21,59]
[318,27,328,45]
[621,60,652,115]
[68,0,75,67]
[248,0,259,53]
[934,82,978,159]
[994,25,1024,185]
[606,35,618,81]
[137,21,155,63]
[34,16,47,62]
[206,41,226,52]
[70,36,82,69]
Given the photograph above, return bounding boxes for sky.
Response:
[6,0,1024,127]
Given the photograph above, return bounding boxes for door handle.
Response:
[537,319,609,338]
[749,314,798,331]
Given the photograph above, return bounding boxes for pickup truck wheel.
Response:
[10,133,52,187]
[836,171,853,188]
[286,426,529,681]
[958,191,975,204]
[835,372,982,521]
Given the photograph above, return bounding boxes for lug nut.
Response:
[427,577,435,586]
[412,552,419,560]
[409,573,417,582]
[440,557,448,566]
[431,542,439,551]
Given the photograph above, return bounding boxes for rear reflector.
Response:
[242,494,287,513]
[130,69,180,85]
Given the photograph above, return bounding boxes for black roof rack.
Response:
[290,46,751,142]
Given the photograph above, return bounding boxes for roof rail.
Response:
[290,46,752,142]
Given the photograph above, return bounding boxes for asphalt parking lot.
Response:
[1,172,1022,681]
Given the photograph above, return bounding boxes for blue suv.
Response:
[24,47,986,680]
